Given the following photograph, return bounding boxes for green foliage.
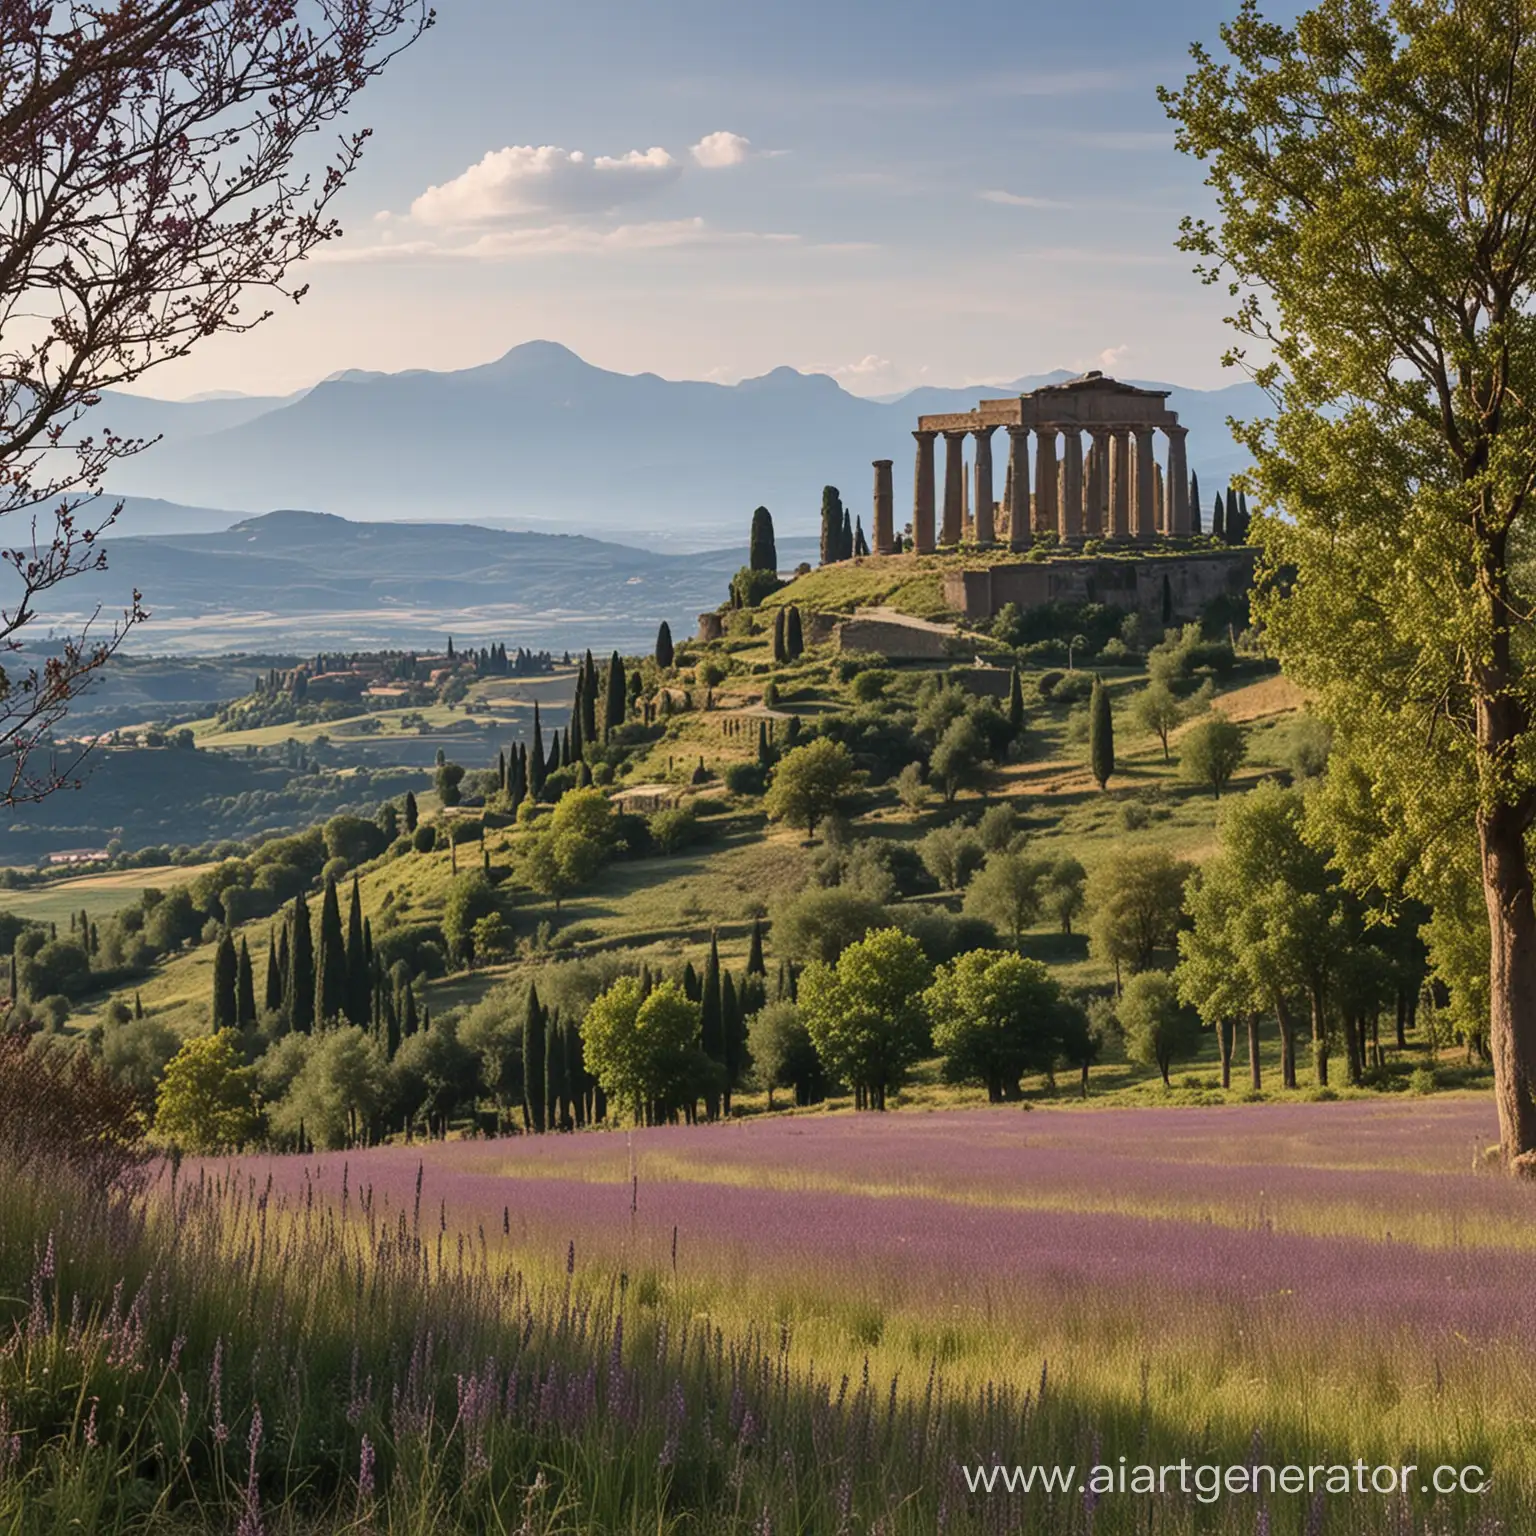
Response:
[770,886,888,966]
[964,849,1051,945]
[1179,714,1246,798]
[747,1000,824,1107]
[926,949,1069,1100]
[918,824,984,892]
[1118,972,1204,1086]
[654,621,674,669]
[730,565,783,609]
[1088,846,1195,978]
[764,737,857,838]
[648,805,700,855]
[798,927,932,1109]
[269,1025,387,1149]
[581,977,701,1123]
[1130,680,1185,762]
[443,872,499,966]
[434,761,466,807]
[930,714,986,802]
[749,505,778,573]
[322,813,388,870]
[154,1030,258,1152]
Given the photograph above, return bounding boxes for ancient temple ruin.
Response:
[869,371,1190,553]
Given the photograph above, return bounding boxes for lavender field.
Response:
[3,1096,1527,1533]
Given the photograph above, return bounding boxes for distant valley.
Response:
[38,508,819,656]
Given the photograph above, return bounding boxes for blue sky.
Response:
[155,0,1258,399]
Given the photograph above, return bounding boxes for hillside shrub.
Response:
[649,806,701,855]
[724,761,767,796]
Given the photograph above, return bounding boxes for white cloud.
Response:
[691,131,752,168]
[1098,345,1131,370]
[410,144,680,226]
[980,189,1069,209]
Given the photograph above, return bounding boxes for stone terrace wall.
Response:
[943,548,1255,623]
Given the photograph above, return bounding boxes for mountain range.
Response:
[95,343,1262,543]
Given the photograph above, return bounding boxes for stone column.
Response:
[1108,429,1130,539]
[941,431,966,545]
[1007,427,1031,550]
[1059,428,1084,543]
[972,426,996,545]
[1164,426,1190,537]
[1033,428,1057,535]
[1154,462,1165,533]
[1132,426,1156,542]
[872,459,895,555]
[912,431,936,553]
[1084,429,1110,537]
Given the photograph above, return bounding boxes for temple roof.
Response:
[1029,370,1171,401]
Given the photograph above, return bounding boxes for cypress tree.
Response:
[211,929,238,1032]
[524,982,546,1132]
[134,990,143,1020]
[385,988,401,1060]
[546,730,560,781]
[683,960,701,1003]
[604,651,626,738]
[1189,470,1202,535]
[840,507,854,561]
[722,970,740,1113]
[511,744,526,809]
[700,933,723,1119]
[264,931,282,1014]
[288,894,315,1033]
[1008,667,1025,737]
[655,621,674,668]
[854,517,869,557]
[402,981,418,1038]
[819,487,843,566]
[1161,572,1175,626]
[772,606,787,664]
[749,505,778,572]
[564,1019,584,1128]
[546,1011,567,1132]
[316,877,347,1025]
[582,651,599,739]
[785,606,803,659]
[757,721,772,766]
[559,726,571,769]
[498,749,508,795]
[576,761,592,788]
[1212,491,1226,541]
[639,963,654,998]
[1088,674,1115,791]
[345,875,369,1025]
[569,686,585,762]
[403,792,418,832]
[529,703,546,799]
[747,917,766,976]
[236,937,257,1029]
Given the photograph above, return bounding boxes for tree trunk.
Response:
[1395,988,1408,1051]
[1218,1017,1233,1090]
[1479,807,1536,1171]
[1247,1014,1262,1092]
[1308,989,1330,1087]
[1158,1055,1170,1086]
[1080,1061,1090,1098]
[1273,995,1297,1089]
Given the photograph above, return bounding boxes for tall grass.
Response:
[0,1141,1514,1535]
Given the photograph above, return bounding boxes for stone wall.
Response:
[942,548,1255,624]
[834,616,955,660]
